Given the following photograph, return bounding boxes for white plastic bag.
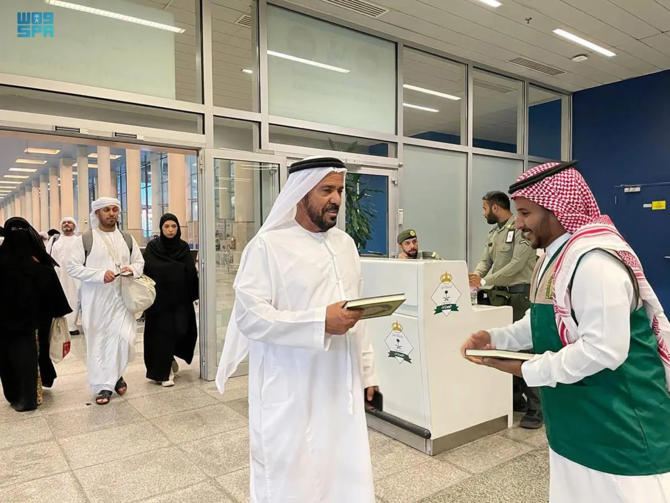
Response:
[49,317,71,363]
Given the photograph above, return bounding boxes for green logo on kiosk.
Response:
[385,322,413,364]
[432,272,460,316]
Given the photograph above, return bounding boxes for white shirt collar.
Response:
[545,233,571,261]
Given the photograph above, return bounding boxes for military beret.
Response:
[397,229,417,245]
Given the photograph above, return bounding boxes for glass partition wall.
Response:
[0,0,571,380]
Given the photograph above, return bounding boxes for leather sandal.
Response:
[114,377,127,396]
[96,390,112,405]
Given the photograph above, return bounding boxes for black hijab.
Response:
[153,213,189,260]
[0,218,71,335]
[3,217,58,267]
[144,213,199,309]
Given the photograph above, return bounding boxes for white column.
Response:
[14,194,21,218]
[40,174,48,231]
[24,185,33,225]
[0,204,5,224]
[150,153,162,235]
[77,147,90,231]
[111,165,118,198]
[60,158,74,219]
[126,149,143,243]
[185,158,193,245]
[97,146,112,197]
[20,188,27,220]
[49,167,60,229]
[31,180,40,231]
[168,153,187,236]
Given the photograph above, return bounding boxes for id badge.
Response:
[505,230,514,243]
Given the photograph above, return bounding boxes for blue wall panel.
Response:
[573,69,670,310]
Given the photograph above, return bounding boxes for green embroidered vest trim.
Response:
[529,249,670,476]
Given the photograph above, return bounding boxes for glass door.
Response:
[343,165,398,258]
[200,150,285,380]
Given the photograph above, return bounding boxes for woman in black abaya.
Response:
[143,214,199,386]
[0,218,71,411]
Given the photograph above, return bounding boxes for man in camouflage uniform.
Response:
[397,229,441,260]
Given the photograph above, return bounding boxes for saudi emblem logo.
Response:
[431,272,461,317]
[385,321,413,364]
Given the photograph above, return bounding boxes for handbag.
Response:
[49,317,71,363]
[121,274,157,314]
[97,229,157,314]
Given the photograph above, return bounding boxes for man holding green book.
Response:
[462,161,670,502]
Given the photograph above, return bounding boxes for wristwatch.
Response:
[480,278,487,287]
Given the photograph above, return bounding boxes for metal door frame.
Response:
[343,165,399,259]
[199,149,286,381]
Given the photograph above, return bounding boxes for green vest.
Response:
[530,248,670,475]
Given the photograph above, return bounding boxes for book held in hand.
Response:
[344,294,405,320]
[465,349,535,361]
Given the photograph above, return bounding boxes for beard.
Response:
[407,249,418,258]
[525,213,551,249]
[306,202,339,232]
[485,211,498,225]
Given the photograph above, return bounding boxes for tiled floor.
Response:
[0,328,550,503]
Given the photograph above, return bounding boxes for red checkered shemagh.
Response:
[510,162,600,234]
[509,162,670,385]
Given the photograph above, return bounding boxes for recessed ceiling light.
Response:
[44,0,185,33]
[4,175,29,179]
[242,68,253,74]
[267,50,350,73]
[0,181,22,185]
[16,159,48,165]
[9,167,38,173]
[403,103,440,113]
[24,148,60,155]
[477,0,502,7]
[403,84,461,101]
[88,153,122,160]
[553,29,616,57]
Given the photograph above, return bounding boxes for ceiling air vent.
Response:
[508,57,565,77]
[235,13,252,28]
[473,78,516,94]
[320,0,389,19]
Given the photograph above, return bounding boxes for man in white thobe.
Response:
[217,156,379,503]
[462,161,670,502]
[68,197,144,405]
[51,217,81,335]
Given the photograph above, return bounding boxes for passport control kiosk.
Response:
[361,259,513,456]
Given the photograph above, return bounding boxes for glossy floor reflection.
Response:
[0,327,550,503]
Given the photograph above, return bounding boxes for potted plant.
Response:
[327,138,378,251]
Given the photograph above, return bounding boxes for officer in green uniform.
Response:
[469,191,541,429]
[397,229,441,260]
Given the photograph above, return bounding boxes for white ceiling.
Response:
[286,0,670,92]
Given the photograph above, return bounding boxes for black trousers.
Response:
[478,287,541,413]
[0,332,39,410]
